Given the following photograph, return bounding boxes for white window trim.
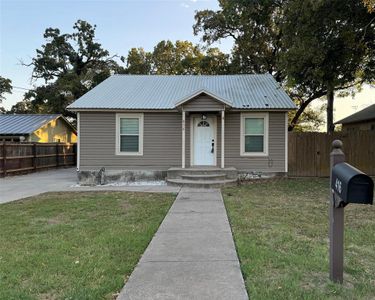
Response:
[240,112,269,157]
[115,113,144,156]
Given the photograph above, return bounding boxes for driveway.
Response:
[0,168,180,204]
[0,168,77,204]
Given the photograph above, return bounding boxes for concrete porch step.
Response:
[166,178,237,188]
[181,173,226,181]
[167,167,238,180]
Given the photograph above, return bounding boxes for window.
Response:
[240,113,268,156]
[197,120,210,127]
[116,113,143,155]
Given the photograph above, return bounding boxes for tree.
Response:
[125,48,153,74]
[193,0,375,131]
[0,76,12,113]
[363,0,375,12]
[281,0,375,132]
[0,76,12,103]
[152,40,204,74]
[16,20,123,116]
[194,0,285,79]
[8,100,33,114]
[289,105,325,132]
[124,40,230,75]
[199,48,231,74]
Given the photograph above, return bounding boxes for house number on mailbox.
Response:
[335,178,342,194]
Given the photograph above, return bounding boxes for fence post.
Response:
[33,143,37,172]
[56,143,59,168]
[73,143,77,167]
[2,141,6,177]
[329,140,345,283]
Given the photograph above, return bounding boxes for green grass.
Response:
[0,191,175,300]
[223,178,375,300]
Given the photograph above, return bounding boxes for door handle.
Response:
[211,139,214,153]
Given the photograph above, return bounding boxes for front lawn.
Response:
[223,178,375,300]
[0,191,175,300]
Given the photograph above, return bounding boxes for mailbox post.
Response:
[329,140,345,283]
[329,140,373,284]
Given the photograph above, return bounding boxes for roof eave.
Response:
[335,117,375,125]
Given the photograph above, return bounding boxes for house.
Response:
[67,74,296,186]
[0,114,77,143]
[335,104,375,132]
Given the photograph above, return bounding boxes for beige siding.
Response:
[80,111,286,173]
[224,112,286,172]
[183,94,225,111]
[80,112,182,170]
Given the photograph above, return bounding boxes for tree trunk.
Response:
[288,98,314,131]
[326,88,335,133]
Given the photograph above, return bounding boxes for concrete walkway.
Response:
[0,168,180,204]
[117,188,248,300]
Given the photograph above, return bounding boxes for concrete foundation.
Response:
[237,170,287,181]
[78,168,167,186]
[77,167,287,186]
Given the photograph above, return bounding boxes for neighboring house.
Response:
[68,74,296,186]
[335,104,375,132]
[0,114,77,143]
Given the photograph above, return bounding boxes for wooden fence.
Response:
[0,142,76,177]
[288,131,375,177]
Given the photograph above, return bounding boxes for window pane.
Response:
[245,136,264,152]
[120,118,139,135]
[245,118,264,135]
[120,135,139,152]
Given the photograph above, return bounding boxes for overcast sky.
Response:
[1,0,374,121]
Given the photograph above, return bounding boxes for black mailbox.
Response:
[331,162,374,206]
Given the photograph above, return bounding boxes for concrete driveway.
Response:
[0,168,180,204]
[0,168,78,204]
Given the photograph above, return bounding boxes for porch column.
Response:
[182,110,186,168]
[221,110,225,168]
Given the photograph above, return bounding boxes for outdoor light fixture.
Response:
[201,114,207,120]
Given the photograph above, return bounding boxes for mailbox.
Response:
[331,162,374,206]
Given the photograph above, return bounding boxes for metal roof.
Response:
[68,74,296,110]
[0,114,61,135]
[335,104,375,124]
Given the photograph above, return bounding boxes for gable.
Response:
[181,93,226,111]
[31,117,77,143]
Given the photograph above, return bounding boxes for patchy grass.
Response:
[0,191,175,300]
[223,178,375,300]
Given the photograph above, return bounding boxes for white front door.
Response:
[193,117,215,166]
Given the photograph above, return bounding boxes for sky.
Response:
[0,0,374,122]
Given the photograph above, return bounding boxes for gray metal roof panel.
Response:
[68,74,296,110]
[0,114,60,135]
[335,104,375,124]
